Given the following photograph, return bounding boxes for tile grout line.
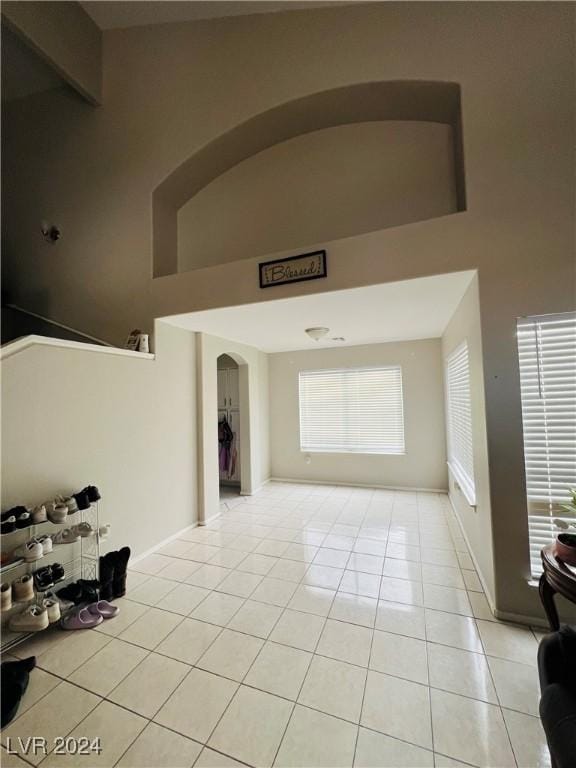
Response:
[270,542,345,768]
[422,497,436,759]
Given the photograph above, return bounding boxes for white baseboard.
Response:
[493,607,549,629]
[269,476,447,494]
[240,478,271,496]
[199,510,222,526]
[447,492,498,617]
[447,494,566,628]
[130,521,198,563]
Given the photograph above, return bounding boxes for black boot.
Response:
[78,579,100,603]
[112,547,131,599]
[99,552,116,601]
[57,582,83,604]
[1,657,36,728]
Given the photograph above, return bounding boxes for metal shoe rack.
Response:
[0,501,102,653]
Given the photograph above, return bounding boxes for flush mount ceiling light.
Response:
[305,327,330,341]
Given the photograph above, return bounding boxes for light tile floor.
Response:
[1,483,551,768]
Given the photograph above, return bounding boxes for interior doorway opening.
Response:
[217,353,242,509]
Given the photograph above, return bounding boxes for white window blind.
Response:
[446,342,476,505]
[517,312,576,579]
[299,366,405,455]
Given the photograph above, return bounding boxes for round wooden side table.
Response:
[539,544,576,631]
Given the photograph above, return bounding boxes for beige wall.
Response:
[1,321,198,557]
[1,1,102,104]
[177,121,456,271]
[2,2,574,619]
[441,276,495,604]
[269,339,447,491]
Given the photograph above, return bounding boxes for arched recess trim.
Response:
[153,80,465,277]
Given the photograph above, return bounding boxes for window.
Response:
[517,312,576,578]
[446,342,476,505]
[299,366,405,455]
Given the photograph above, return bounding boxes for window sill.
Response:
[447,461,476,507]
[301,449,406,457]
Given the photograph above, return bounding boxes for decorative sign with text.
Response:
[259,250,327,289]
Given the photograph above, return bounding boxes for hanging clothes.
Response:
[229,432,238,479]
[218,416,234,473]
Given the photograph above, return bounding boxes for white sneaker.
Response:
[97,524,111,539]
[9,605,49,632]
[47,504,68,524]
[72,522,94,538]
[13,574,34,602]
[36,535,53,555]
[51,528,80,545]
[43,597,61,623]
[63,496,79,514]
[14,540,43,562]
[1,582,12,612]
[29,505,47,524]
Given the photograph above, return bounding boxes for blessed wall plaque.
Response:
[259,250,327,289]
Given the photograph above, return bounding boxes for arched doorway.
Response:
[217,354,242,508]
[196,334,255,525]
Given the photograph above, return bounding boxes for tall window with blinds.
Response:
[517,312,576,579]
[299,366,405,455]
[446,342,476,505]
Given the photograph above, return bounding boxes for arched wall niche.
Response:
[153,80,466,277]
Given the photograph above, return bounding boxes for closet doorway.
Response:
[217,354,241,506]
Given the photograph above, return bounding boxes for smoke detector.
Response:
[305,327,330,341]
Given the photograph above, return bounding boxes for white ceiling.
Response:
[165,271,476,353]
[81,1,350,30]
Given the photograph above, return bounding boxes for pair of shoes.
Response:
[1,582,12,611]
[9,604,49,632]
[61,599,118,630]
[1,657,36,728]
[53,494,79,515]
[74,522,95,537]
[36,534,53,554]
[99,547,130,601]
[43,597,61,623]
[50,522,94,545]
[51,527,79,545]
[73,491,90,511]
[56,579,99,605]
[13,540,43,563]
[14,535,53,563]
[72,485,100,512]
[26,505,47,524]
[1,515,16,534]
[45,502,69,524]
[12,574,34,602]
[1,506,29,533]
[2,505,47,530]
[1,507,24,522]
[83,486,101,503]
[16,511,32,529]
[33,563,65,592]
